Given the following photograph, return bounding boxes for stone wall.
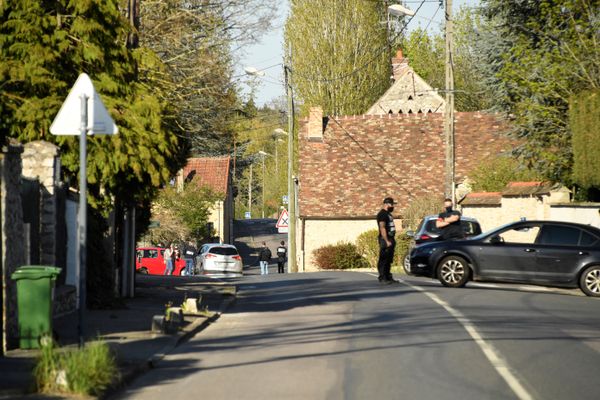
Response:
[1,143,26,351]
[21,141,60,267]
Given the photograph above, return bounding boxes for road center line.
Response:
[367,273,533,399]
[396,277,535,400]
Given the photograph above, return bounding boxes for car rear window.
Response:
[425,220,481,235]
[537,225,581,246]
[580,231,599,247]
[209,247,239,256]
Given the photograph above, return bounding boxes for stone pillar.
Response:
[22,141,60,266]
[1,142,26,351]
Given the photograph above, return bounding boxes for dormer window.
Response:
[417,109,423,113]
[428,109,433,113]
[408,95,413,100]
[408,109,413,114]
[398,109,403,114]
[388,109,393,114]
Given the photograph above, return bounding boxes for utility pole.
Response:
[248,163,252,218]
[444,0,455,204]
[284,63,297,273]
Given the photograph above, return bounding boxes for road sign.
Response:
[244,211,251,219]
[282,195,288,205]
[50,73,118,136]
[276,208,289,228]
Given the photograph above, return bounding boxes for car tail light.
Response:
[419,234,431,240]
[232,255,241,260]
[206,253,217,258]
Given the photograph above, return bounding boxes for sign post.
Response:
[50,73,118,346]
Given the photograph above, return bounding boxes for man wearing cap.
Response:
[376,197,399,284]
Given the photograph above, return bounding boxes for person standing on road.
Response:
[435,198,464,240]
[163,244,174,275]
[258,242,272,275]
[183,240,197,276]
[276,241,287,274]
[377,197,399,284]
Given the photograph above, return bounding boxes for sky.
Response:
[237,0,480,106]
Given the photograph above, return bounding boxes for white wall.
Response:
[300,219,376,272]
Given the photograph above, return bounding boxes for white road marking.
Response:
[368,273,535,400]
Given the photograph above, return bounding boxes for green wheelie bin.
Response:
[11,266,62,349]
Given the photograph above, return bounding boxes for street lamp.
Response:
[387,1,454,203]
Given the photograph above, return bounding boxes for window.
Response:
[537,225,580,246]
[497,226,540,244]
[143,249,158,258]
[209,247,239,256]
[580,231,599,246]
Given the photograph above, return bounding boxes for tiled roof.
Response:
[460,192,502,206]
[502,181,554,196]
[299,111,514,218]
[182,157,230,195]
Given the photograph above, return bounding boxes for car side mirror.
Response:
[490,235,503,244]
[405,230,415,238]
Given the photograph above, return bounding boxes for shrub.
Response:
[35,340,118,397]
[313,242,369,270]
[356,229,412,274]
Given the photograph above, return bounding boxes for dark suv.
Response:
[403,215,482,274]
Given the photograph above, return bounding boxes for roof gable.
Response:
[366,52,445,115]
[182,157,231,195]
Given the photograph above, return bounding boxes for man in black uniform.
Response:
[376,197,399,284]
[435,198,464,240]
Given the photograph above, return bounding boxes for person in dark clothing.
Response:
[276,241,287,273]
[436,198,465,240]
[183,241,197,276]
[258,242,272,275]
[376,197,399,284]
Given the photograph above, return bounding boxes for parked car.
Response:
[403,215,482,274]
[408,220,600,297]
[136,247,186,275]
[196,243,243,276]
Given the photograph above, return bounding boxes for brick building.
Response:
[296,107,514,271]
[179,157,234,244]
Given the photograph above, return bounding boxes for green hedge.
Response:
[571,89,600,188]
[356,229,411,272]
[312,242,369,270]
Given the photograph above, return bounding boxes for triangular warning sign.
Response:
[276,209,289,228]
[50,73,118,136]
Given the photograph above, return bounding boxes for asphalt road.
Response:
[115,271,600,400]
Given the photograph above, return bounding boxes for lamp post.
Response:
[387,1,454,203]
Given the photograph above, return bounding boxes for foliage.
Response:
[146,183,221,245]
[402,7,495,112]
[571,89,600,188]
[477,0,600,185]
[469,156,542,192]
[285,0,391,116]
[233,104,290,219]
[402,195,444,230]
[313,242,369,270]
[0,0,186,211]
[354,229,411,273]
[35,340,118,397]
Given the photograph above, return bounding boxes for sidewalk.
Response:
[0,274,236,399]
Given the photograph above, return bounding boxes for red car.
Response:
[136,247,186,275]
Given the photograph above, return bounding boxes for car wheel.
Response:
[579,265,600,297]
[437,256,470,288]
[403,254,412,275]
[179,268,187,276]
[139,267,148,275]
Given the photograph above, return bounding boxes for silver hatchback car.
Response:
[196,243,244,276]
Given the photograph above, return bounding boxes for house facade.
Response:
[180,157,234,244]
[297,107,514,271]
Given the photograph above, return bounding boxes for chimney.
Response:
[307,106,323,141]
[391,49,408,81]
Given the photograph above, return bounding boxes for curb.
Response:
[101,294,237,399]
